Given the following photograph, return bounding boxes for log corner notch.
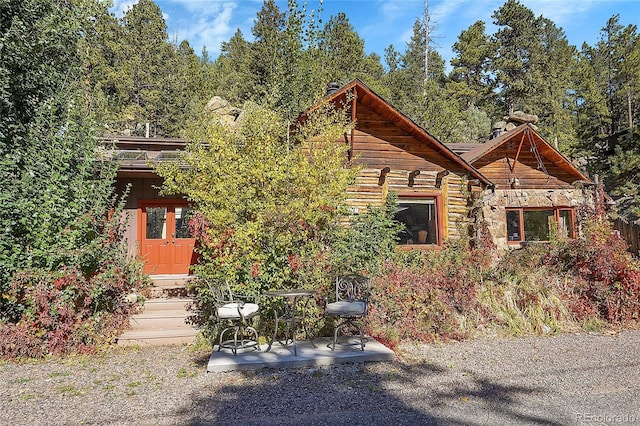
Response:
[435,169,450,188]
[378,167,391,186]
[408,169,420,187]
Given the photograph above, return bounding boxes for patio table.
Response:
[264,289,316,356]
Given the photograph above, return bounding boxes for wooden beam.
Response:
[378,167,391,186]
[408,169,420,187]
[435,169,449,188]
[510,130,527,173]
[350,92,357,161]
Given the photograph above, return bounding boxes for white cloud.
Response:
[179,2,238,55]
[109,0,170,21]
[111,0,137,17]
[165,0,230,17]
[522,0,595,26]
[108,0,244,56]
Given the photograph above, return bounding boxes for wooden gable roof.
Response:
[315,79,492,187]
[457,124,591,189]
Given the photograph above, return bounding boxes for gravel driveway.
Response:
[2,330,639,425]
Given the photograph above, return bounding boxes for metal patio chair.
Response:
[325,275,371,351]
[210,281,261,355]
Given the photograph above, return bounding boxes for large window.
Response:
[507,208,575,243]
[394,198,439,245]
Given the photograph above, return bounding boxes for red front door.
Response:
[139,200,196,275]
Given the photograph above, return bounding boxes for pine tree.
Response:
[382,18,463,143]
[491,0,538,115]
[118,0,174,136]
[212,29,254,105]
[574,16,640,220]
[449,21,495,113]
[491,0,577,147]
[317,13,368,84]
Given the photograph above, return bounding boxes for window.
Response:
[506,208,575,243]
[394,198,439,245]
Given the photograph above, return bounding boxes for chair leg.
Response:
[218,322,260,355]
[330,320,348,351]
[329,318,366,351]
[246,326,261,352]
[218,326,234,352]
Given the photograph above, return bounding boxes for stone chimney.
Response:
[325,82,341,96]
[491,111,539,139]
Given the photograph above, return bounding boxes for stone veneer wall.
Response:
[480,187,596,251]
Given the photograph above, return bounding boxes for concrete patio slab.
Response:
[207,337,395,373]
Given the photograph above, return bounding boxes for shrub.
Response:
[0,261,147,359]
[0,92,150,358]
[544,216,640,325]
[367,245,489,348]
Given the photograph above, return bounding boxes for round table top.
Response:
[263,289,316,297]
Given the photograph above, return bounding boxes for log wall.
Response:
[346,167,471,242]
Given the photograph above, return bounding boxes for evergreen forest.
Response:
[3,0,638,217]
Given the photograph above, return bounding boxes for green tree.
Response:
[572,16,639,219]
[1,0,87,286]
[211,1,385,121]
[583,16,639,136]
[117,0,174,136]
[382,18,464,143]
[0,0,82,151]
[317,13,369,84]
[76,1,123,127]
[211,29,254,105]
[160,40,214,136]
[156,101,358,291]
[529,16,578,150]
[490,0,577,146]
[449,21,495,114]
[491,0,539,115]
[607,128,640,220]
[0,0,147,357]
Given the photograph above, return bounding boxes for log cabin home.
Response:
[103,79,597,276]
[315,79,493,247]
[447,123,596,250]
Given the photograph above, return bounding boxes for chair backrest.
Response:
[335,275,370,304]
[208,280,234,306]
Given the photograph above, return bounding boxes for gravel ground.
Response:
[2,330,639,426]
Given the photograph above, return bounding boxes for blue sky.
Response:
[111,0,639,67]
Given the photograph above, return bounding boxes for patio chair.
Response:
[210,281,261,355]
[325,275,371,351]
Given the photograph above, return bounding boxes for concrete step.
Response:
[128,312,193,331]
[142,297,195,312]
[149,274,193,289]
[148,275,195,298]
[117,328,199,347]
[118,296,199,347]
